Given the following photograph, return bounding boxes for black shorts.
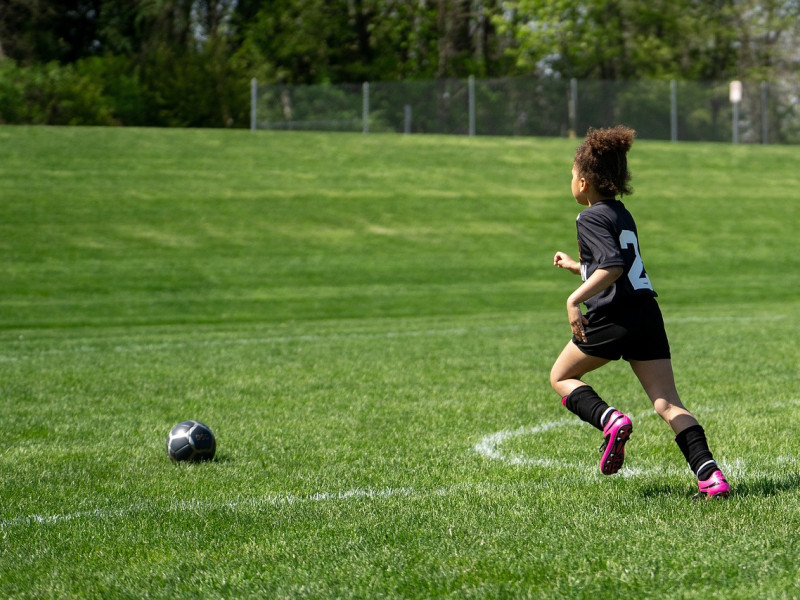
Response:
[573,297,671,362]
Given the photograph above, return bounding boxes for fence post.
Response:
[362,82,370,134]
[670,80,678,142]
[250,78,257,131]
[761,81,769,144]
[468,75,476,136]
[569,78,578,138]
[404,105,412,134]
[730,80,742,144]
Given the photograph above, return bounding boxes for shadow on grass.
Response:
[167,453,233,466]
[639,472,800,499]
[728,472,800,497]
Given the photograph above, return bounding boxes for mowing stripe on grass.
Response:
[0,313,785,363]
[0,323,529,362]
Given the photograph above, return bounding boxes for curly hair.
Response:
[574,126,635,197]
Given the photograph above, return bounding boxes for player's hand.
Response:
[553,251,578,273]
[567,301,588,342]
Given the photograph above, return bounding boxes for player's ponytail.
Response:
[574,125,635,197]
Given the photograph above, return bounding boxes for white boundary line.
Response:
[1,482,511,531]
[473,418,581,467]
[3,457,796,531]
[1,486,418,529]
[4,456,790,531]
[7,408,799,531]
[473,409,788,481]
[474,410,671,477]
[5,403,800,529]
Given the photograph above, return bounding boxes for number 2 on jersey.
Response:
[619,229,654,291]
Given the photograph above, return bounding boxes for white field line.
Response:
[0,312,786,363]
[473,418,581,467]
[2,453,786,531]
[0,482,496,530]
[475,410,656,470]
[1,486,416,528]
[6,415,797,531]
[473,408,780,481]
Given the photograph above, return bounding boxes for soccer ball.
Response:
[166,420,216,462]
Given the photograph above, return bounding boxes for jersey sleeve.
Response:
[576,210,625,270]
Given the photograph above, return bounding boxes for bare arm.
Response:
[553,251,580,274]
[566,266,623,342]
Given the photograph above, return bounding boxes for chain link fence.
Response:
[251,75,800,144]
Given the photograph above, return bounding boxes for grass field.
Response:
[1,126,799,599]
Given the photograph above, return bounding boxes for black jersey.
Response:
[575,200,657,313]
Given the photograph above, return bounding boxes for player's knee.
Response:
[549,366,573,395]
[549,366,561,391]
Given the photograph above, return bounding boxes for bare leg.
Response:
[550,341,610,398]
[629,358,697,435]
[551,341,633,475]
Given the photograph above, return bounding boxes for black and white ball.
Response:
[166,420,216,462]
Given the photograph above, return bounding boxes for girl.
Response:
[550,126,729,499]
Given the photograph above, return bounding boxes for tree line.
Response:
[0,0,797,128]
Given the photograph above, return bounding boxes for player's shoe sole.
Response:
[694,469,731,499]
[599,411,632,475]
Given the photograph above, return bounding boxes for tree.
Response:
[0,0,104,64]
[501,0,742,80]
[734,0,800,80]
[2,0,800,128]
[233,0,518,84]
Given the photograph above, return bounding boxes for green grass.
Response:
[1,126,799,598]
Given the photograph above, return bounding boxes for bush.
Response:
[0,59,117,125]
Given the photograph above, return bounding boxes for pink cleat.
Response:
[695,470,731,499]
[599,411,632,475]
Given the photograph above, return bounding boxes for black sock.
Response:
[563,385,611,431]
[675,424,717,480]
